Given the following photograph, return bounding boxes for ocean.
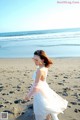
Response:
[0,28,80,58]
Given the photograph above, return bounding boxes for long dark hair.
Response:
[34,50,53,68]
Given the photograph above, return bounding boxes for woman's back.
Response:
[33,67,48,81]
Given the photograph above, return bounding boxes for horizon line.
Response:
[0,27,80,34]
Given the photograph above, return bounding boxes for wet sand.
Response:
[0,58,80,120]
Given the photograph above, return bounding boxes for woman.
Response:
[24,50,68,120]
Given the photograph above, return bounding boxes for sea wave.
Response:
[0,42,80,49]
[37,44,80,47]
[0,31,80,41]
[0,29,80,58]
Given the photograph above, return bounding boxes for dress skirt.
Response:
[33,81,68,119]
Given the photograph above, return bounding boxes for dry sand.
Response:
[0,58,80,120]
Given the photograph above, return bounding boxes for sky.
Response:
[0,0,80,33]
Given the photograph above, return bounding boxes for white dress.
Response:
[28,70,68,120]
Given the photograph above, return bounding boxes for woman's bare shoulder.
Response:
[36,68,42,75]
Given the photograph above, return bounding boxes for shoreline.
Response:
[0,56,80,58]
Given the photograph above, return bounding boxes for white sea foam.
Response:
[0,30,80,58]
[0,31,80,41]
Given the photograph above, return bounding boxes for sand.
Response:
[0,58,80,120]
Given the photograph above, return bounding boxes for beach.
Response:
[0,58,80,120]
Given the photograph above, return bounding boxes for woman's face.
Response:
[32,55,43,66]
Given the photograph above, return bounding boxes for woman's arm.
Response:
[24,69,42,100]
